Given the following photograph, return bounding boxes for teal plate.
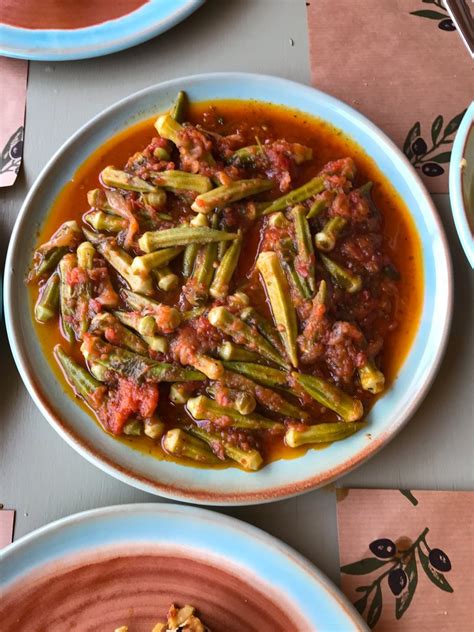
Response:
[3,74,452,505]
[0,0,204,61]
[0,504,368,631]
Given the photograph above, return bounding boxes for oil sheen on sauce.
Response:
[29,100,424,468]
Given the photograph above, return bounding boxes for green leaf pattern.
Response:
[403,109,467,177]
[341,521,453,629]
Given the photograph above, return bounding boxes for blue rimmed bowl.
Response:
[3,73,452,505]
[449,102,474,268]
[0,0,204,61]
[0,503,368,630]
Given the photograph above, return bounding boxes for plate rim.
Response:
[0,0,205,61]
[3,72,453,505]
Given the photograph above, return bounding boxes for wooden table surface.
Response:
[1,0,472,586]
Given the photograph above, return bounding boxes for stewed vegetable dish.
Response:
[28,93,422,470]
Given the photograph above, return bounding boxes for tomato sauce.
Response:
[29,100,423,467]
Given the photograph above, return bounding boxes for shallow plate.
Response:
[449,101,474,268]
[0,0,204,61]
[4,73,452,505]
[0,504,367,631]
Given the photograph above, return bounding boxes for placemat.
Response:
[0,508,15,548]
[307,0,473,193]
[0,57,28,187]
[337,489,474,630]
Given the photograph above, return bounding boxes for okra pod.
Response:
[306,191,336,219]
[220,369,307,421]
[76,241,95,270]
[240,306,286,358]
[170,90,188,123]
[217,342,261,363]
[188,425,263,471]
[153,266,179,291]
[209,230,242,299]
[256,251,299,368]
[35,272,60,323]
[141,190,168,209]
[182,213,208,278]
[120,292,182,332]
[155,113,216,166]
[98,240,154,296]
[55,345,105,406]
[58,253,77,343]
[84,211,126,234]
[207,383,257,416]
[163,428,220,464]
[30,221,82,280]
[292,372,363,422]
[131,246,183,276]
[191,178,273,214]
[170,382,193,404]
[207,306,287,368]
[81,336,205,383]
[258,176,325,216]
[279,238,311,301]
[315,217,347,252]
[291,204,316,294]
[123,419,143,436]
[285,422,365,447]
[187,395,283,432]
[320,253,362,293]
[138,225,237,253]
[358,360,385,394]
[221,361,288,390]
[89,312,148,355]
[151,170,213,194]
[100,166,157,193]
[184,214,220,305]
[144,418,166,439]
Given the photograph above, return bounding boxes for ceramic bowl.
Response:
[449,102,474,268]
[4,73,452,504]
[0,0,204,61]
[0,503,367,631]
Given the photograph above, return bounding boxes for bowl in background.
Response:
[449,102,474,268]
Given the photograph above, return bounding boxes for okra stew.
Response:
[28,93,422,471]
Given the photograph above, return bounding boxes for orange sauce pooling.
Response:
[29,100,423,467]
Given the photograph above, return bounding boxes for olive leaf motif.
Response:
[340,558,387,575]
[418,547,454,593]
[402,109,467,177]
[341,527,453,629]
[400,489,418,506]
[366,584,383,628]
[410,1,456,31]
[396,554,418,619]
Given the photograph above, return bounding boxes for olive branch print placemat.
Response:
[0,57,28,187]
[307,0,473,192]
[336,489,474,630]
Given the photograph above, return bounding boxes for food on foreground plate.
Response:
[115,603,209,632]
[28,92,419,470]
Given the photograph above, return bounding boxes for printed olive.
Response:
[369,538,396,559]
[438,19,456,32]
[388,568,408,596]
[429,548,452,572]
[10,140,23,160]
[411,138,427,156]
[422,163,444,177]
